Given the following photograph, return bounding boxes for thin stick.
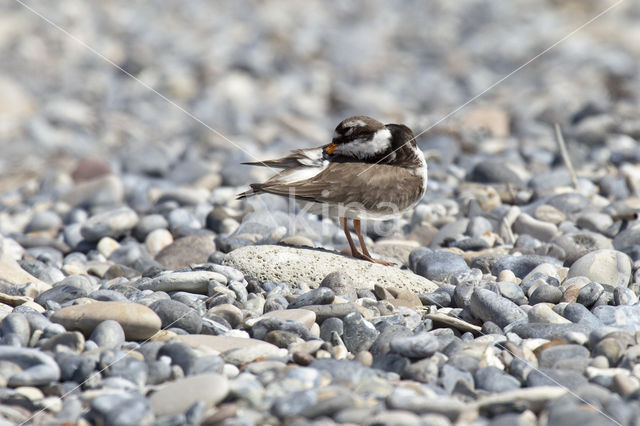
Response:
[554,123,579,190]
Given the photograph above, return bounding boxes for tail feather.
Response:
[236,183,264,200]
[241,160,288,168]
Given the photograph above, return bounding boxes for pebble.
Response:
[412,251,470,282]
[469,288,527,328]
[529,284,563,305]
[50,301,162,340]
[513,213,558,242]
[319,271,358,301]
[154,234,217,270]
[567,249,632,290]
[289,287,335,308]
[389,333,438,358]
[149,299,202,334]
[89,320,126,349]
[0,312,31,346]
[88,392,153,425]
[491,255,561,279]
[342,312,379,354]
[0,346,60,386]
[80,206,139,242]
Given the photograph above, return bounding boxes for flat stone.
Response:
[223,245,438,292]
[139,271,227,294]
[149,373,229,417]
[50,301,161,340]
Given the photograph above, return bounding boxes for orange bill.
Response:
[325,143,337,155]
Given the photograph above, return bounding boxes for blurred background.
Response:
[0,0,638,192]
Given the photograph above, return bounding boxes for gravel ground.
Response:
[1,1,640,425]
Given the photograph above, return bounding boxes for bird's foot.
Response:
[351,251,394,266]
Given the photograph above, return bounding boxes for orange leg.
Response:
[351,219,393,266]
[353,219,372,258]
[340,217,361,257]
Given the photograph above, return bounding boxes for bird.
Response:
[237,116,428,265]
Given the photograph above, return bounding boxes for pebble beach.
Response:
[1,1,640,425]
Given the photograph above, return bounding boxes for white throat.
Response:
[334,128,391,159]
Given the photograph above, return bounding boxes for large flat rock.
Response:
[223,245,438,293]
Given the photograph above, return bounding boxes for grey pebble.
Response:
[538,344,590,368]
[34,283,89,307]
[525,368,587,390]
[89,320,125,349]
[576,282,604,307]
[413,251,470,282]
[320,271,357,301]
[81,206,139,242]
[88,392,153,426]
[529,284,562,304]
[342,312,379,354]
[491,255,561,278]
[469,288,527,328]
[133,214,169,241]
[149,299,202,334]
[0,313,31,347]
[290,287,335,308]
[562,303,603,329]
[252,317,314,341]
[474,366,520,392]
[0,346,60,386]
[320,317,344,342]
[440,364,474,394]
[389,333,438,358]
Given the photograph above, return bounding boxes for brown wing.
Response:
[252,161,422,210]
